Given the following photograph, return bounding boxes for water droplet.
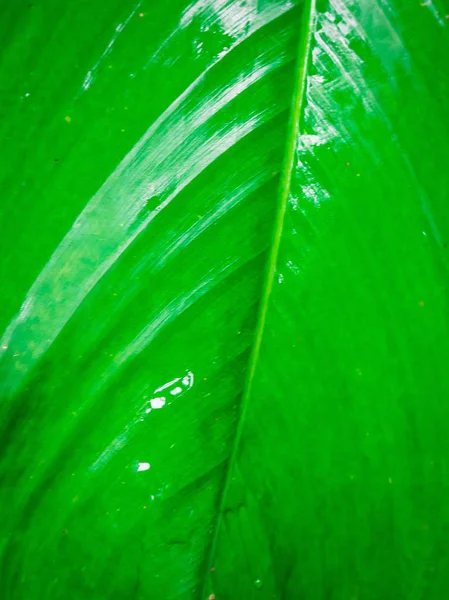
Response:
[155,377,181,393]
[184,371,194,388]
[137,462,150,472]
[254,579,263,589]
[196,40,204,55]
[286,260,299,275]
[141,370,195,418]
[150,397,166,409]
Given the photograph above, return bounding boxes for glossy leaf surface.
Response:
[1,0,449,598]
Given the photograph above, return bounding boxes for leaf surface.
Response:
[1,0,449,599]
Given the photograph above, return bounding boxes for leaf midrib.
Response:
[200,0,316,595]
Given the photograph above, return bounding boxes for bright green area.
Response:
[1,0,449,598]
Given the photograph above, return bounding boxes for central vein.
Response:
[201,0,316,596]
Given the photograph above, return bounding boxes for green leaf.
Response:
[1,0,449,599]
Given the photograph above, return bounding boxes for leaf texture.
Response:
[1,0,449,599]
